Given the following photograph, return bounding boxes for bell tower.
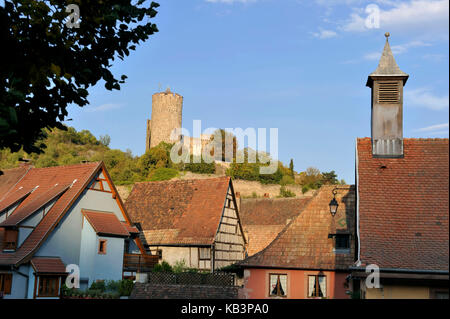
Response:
[366,33,409,157]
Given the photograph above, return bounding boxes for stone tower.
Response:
[146,88,183,151]
[366,33,409,157]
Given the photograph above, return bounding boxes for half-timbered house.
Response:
[125,177,246,271]
[0,162,156,299]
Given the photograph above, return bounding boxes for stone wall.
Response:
[131,283,239,299]
[117,175,316,203]
[147,89,183,150]
[232,179,315,198]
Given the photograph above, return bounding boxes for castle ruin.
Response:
[146,88,183,151]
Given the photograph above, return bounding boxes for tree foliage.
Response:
[0,0,159,153]
[210,129,238,162]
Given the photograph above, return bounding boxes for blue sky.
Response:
[65,0,449,183]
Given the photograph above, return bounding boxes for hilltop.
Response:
[0,127,345,198]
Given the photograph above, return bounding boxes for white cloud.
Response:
[363,40,431,60]
[312,29,338,39]
[340,0,449,39]
[422,53,447,62]
[87,103,123,112]
[415,123,449,132]
[405,88,449,110]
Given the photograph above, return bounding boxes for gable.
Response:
[0,161,144,266]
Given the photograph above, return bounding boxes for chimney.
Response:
[366,33,409,158]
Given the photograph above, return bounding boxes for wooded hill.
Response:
[0,127,345,194]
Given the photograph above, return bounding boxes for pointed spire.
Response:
[366,32,408,87]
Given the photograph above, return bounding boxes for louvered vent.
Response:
[378,81,399,103]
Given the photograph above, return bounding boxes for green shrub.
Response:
[90,280,106,292]
[106,280,120,292]
[279,186,296,198]
[302,185,310,194]
[147,167,179,181]
[87,289,102,298]
[152,261,173,273]
[182,156,216,174]
[118,279,134,296]
[172,259,188,273]
[280,175,295,186]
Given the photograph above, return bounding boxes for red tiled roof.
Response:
[125,177,231,245]
[83,210,130,237]
[0,186,33,213]
[240,197,312,226]
[31,257,67,274]
[240,197,312,256]
[244,225,285,256]
[1,184,70,227]
[357,138,449,272]
[121,222,140,234]
[0,166,30,197]
[240,185,356,270]
[0,162,102,266]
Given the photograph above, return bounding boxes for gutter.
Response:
[349,266,449,275]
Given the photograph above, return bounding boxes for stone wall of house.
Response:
[131,283,240,299]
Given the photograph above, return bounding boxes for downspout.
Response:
[355,139,361,267]
[12,266,29,299]
[211,244,215,273]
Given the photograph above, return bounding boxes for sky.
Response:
[64,0,449,183]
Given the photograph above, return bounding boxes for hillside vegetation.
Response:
[0,127,345,193]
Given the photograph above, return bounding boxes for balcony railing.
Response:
[123,253,159,272]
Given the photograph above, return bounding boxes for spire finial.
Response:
[385,32,390,39]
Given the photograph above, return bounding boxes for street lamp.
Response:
[329,189,339,217]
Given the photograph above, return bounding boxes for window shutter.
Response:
[378,81,399,103]
[0,274,13,294]
[3,229,18,250]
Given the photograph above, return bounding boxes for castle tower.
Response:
[146,88,183,151]
[366,33,409,157]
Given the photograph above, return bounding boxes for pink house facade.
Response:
[239,186,356,299]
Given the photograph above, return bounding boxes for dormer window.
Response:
[3,228,18,251]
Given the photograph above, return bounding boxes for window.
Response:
[157,249,163,260]
[199,247,211,260]
[269,274,287,297]
[308,275,326,298]
[335,234,350,250]
[3,229,18,251]
[98,239,107,254]
[0,273,12,295]
[38,276,60,297]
